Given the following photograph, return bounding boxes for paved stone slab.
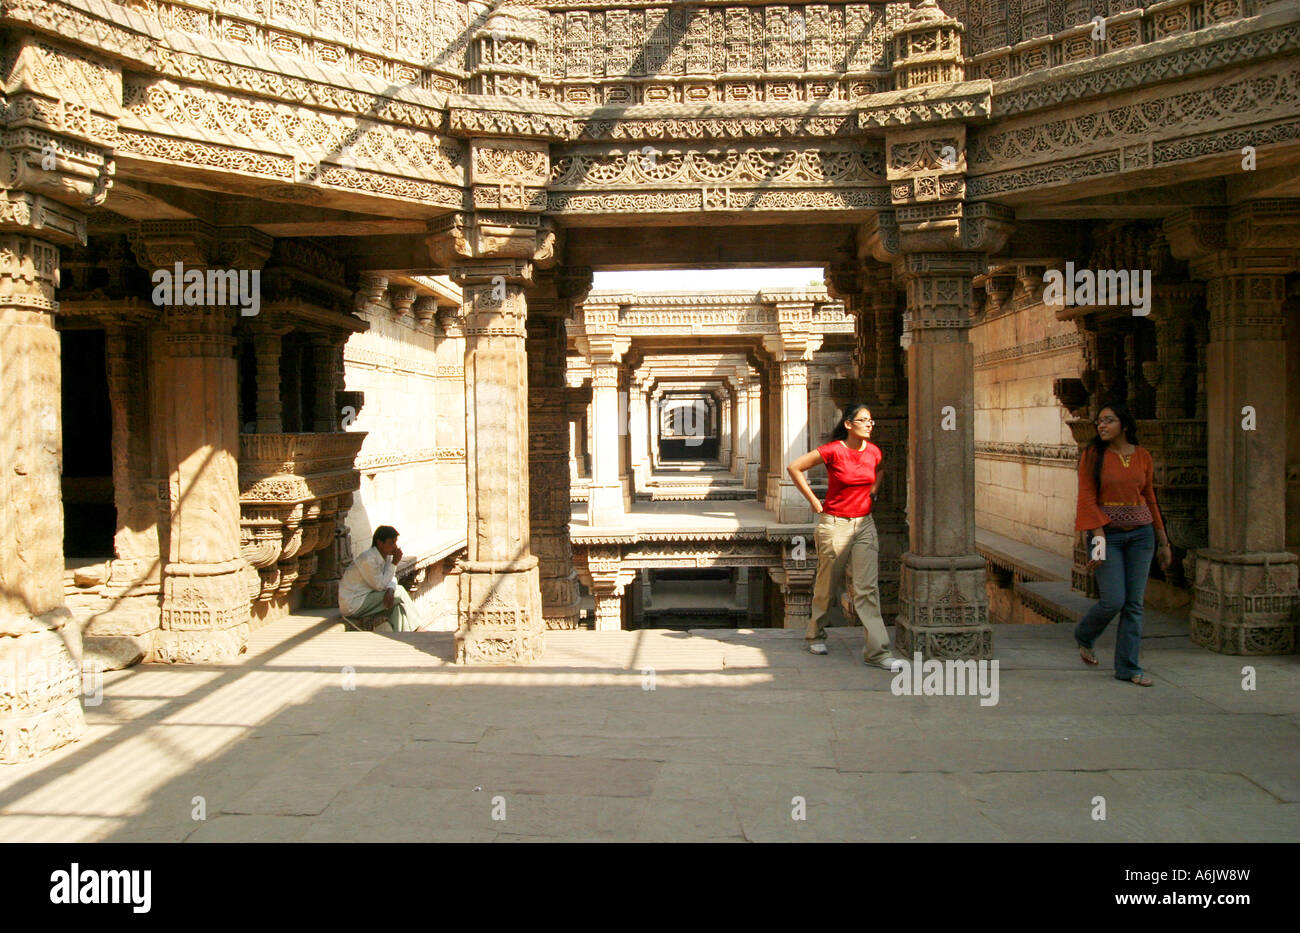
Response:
[1,615,1295,842]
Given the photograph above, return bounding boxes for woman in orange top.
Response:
[1074,401,1173,686]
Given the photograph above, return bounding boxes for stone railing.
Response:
[238,431,367,615]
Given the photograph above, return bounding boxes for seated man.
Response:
[338,525,421,632]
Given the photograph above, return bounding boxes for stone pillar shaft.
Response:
[310,337,339,432]
[456,265,544,663]
[252,331,282,433]
[527,286,580,631]
[895,253,991,660]
[1189,270,1298,653]
[0,233,86,762]
[588,360,625,524]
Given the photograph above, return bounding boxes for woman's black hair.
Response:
[1089,400,1140,494]
[830,403,872,443]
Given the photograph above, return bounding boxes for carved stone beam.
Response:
[1,33,119,212]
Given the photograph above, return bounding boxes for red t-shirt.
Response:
[817,440,882,517]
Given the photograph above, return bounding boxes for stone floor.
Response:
[1,612,1296,842]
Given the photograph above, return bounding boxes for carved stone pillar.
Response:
[768,563,814,630]
[528,271,587,631]
[745,375,762,488]
[252,330,283,433]
[718,389,732,470]
[449,258,545,662]
[870,267,900,407]
[310,335,340,432]
[1149,284,1201,421]
[650,387,663,472]
[0,30,117,759]
[629,377,651,492]
[857,266,908,622]
[132,222,270,663]
[1166,203,1300,654]
[428,192,558,662]
[0,229,87,762]
[887,251,993,658]
[584,546,633,632]
[587,359,627,523]
[576,297,629,526]
[763,361,782,512]
[756,367,771,502]
[281,338,303,432]
[764,298,823,523]
[89,325,163,666]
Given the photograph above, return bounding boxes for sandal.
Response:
[1127,674,1154,687]
[1078,644,1099,666]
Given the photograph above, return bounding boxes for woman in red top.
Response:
[1074,400,1173,686]
[788,403,900,669]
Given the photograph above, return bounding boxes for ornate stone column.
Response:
[629,375,652,492]
[718,389,732,471]
[763,361,782,511]
[0,223,88,762]
[1149,283,1201,422]
[650,386,663,472]
[132,222,270,663]
[575,296,629,526]
[861,190,1013,658]
[1165,202,1300,654]
[430,203,556,662]
[527,270,589,631]
[0,30,118,759]
[845,263,909,623]
[251,330,284,433]
[451,256,545,661]
[763,297,823,523]
[583,546,634,631]
[745,372,762,488]
[768,549,815,631]
[310,335,341,432]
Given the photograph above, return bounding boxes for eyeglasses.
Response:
[1095,416,1119,426]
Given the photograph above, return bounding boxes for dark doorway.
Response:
[61,329,115,558]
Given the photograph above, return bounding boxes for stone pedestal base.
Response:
[456,562,545,664]
[153,566,251,663]
[895,557,992,659]
[82,599,158,670]
[303,578,340,609]
[542,573,582,630]
[587,483,625,525]
[1189,549,1299,654]
[0,615,86,763]
[776,481,813,524]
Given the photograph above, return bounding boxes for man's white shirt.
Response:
[338,545,397,616]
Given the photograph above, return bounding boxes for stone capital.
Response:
[1165,201,1300,279]
[0,189,87,246]
[428,211,556,267]
[130,221,273,272]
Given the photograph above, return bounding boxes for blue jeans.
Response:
[1073,524,1155,680]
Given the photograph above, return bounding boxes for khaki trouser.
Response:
[807,512,892,663]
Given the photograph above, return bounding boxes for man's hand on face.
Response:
[383,589,395,610]
[391,546,403,565]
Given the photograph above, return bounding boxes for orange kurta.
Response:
[1075,445,1165,534]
